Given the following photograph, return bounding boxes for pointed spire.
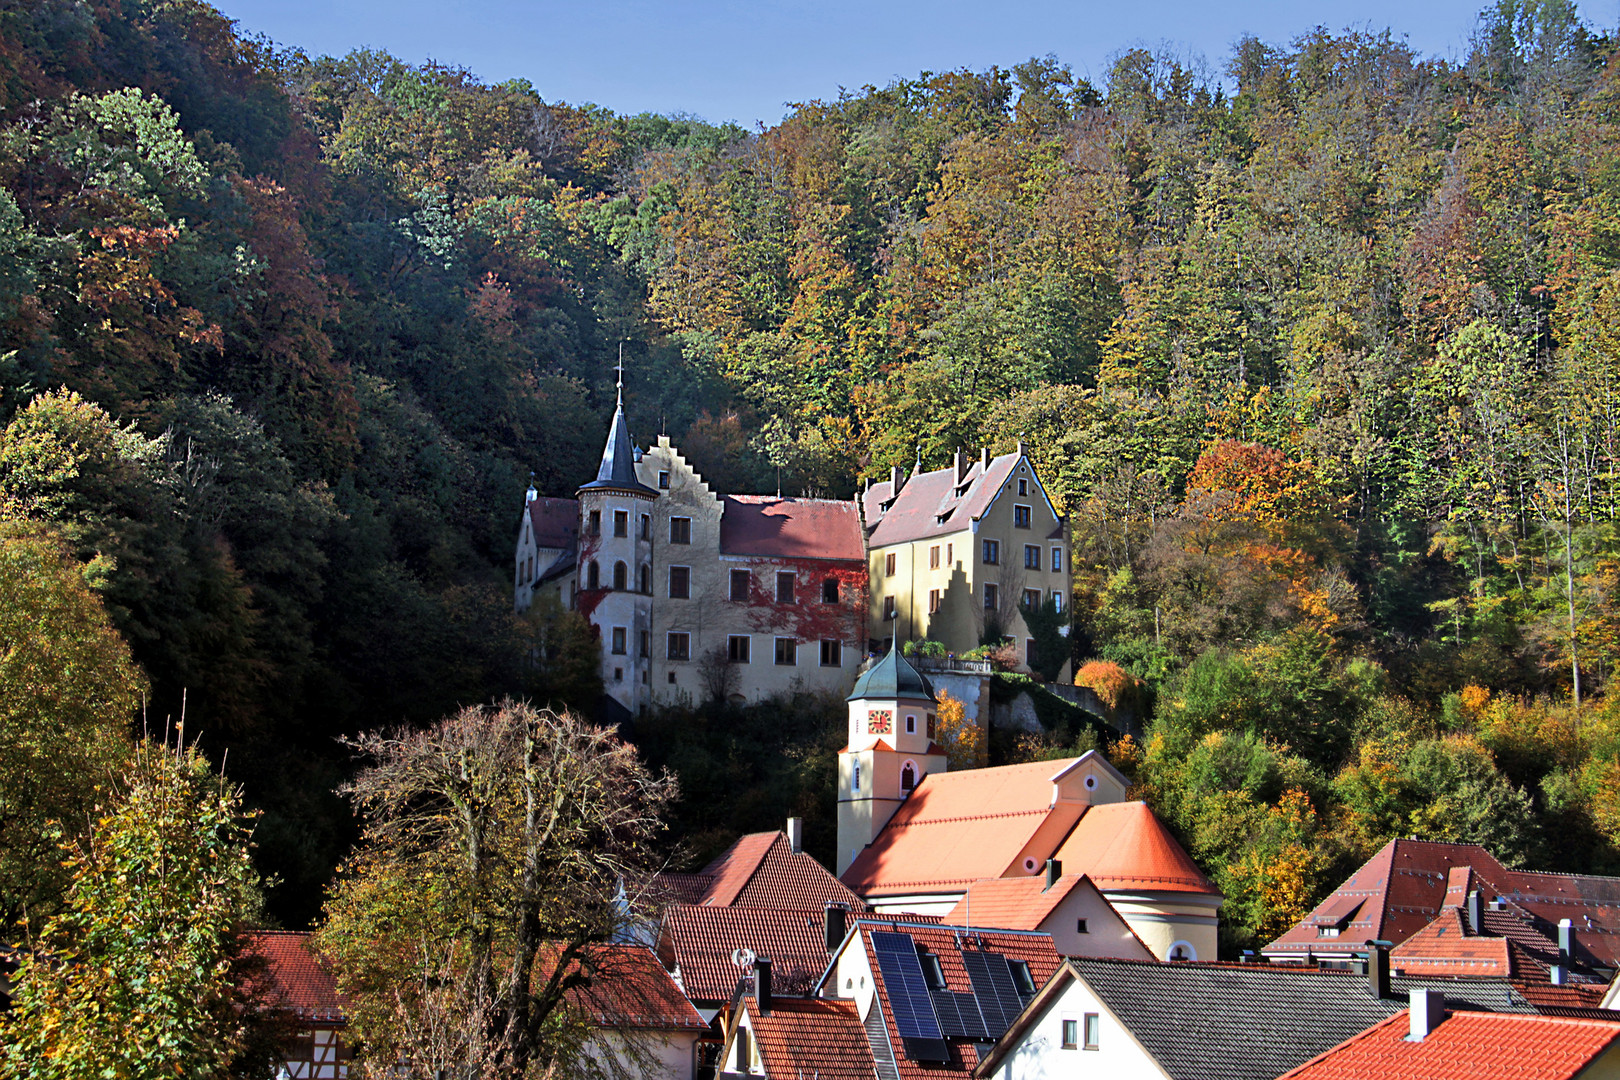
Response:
[580,361,656,497]
[524,470,537,505]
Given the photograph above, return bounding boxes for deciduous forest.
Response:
[3,0,1620,954]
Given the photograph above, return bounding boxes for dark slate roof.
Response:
[579,400,657,496]
[1060,957,1539,1080]
[847,644,935,703]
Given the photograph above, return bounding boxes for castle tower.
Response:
[837,645,947,875]
[577,377,658,719]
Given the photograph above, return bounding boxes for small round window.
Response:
[1084,775,1098,790]
[1023,856,1040,874]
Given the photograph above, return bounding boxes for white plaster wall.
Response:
[993,977,1168,1080]
[587,1029,698,1080]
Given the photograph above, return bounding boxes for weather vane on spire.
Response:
[614,341,626,403]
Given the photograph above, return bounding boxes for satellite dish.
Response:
[732,948,756,969]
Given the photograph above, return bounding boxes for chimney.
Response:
[825,904,847,955]
[890,464,904,496]
[954,449,967,481]
[981,446,992,472]
[1552,964,1568,986]
[1367,943,1392,999]
[786,817,803,855]
[1466,890,1483,935]
[1044,858,1062,892]
[755,957,772,1016]
[1016,437,1026,458]
[1559,918,1574,964]
[1406,990,1446,1041]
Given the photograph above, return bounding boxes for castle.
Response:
[514,383,1072,715]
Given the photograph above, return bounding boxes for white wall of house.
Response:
[990,974,1169,1080]
[586,1028,700,1080]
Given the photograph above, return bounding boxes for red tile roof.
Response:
[1277,1009,1620,1080]
[1051,801,1220,895]
[660,904,840,1004]
[1267,839,1620,968]
[865,454,1023,548]
[248,931,344,1021]
[1391,903,1603,985]
[841,757,1217,902]
[719,495,866,562]
[738,996,875,1080]
[943,873,1089,931]
[526,496,579,550]
[662,831,867,910]
[545,944,705,1031]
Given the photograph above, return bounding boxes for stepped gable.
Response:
[865,453,1021,547]
[1277,1010,1620,1080]
[1266,839,1620,967]
[1050,801,1220,895]
[841,757,1082,896]
[718,495,865,561]
[734,996,874,1080]
[673,830,867,910]
[525,496,578,550]
[248,931,344,1021]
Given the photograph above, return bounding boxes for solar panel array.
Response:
[931,989,991,1040]
[871,933,944,1038]
[960,950,1027,1038]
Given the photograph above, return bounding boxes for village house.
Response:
[973,952,1601,1080]
[250,931,349,1079]
[1266,839,1620,980]
[1276,1005,1620,1080]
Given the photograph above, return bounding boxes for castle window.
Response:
[639,564,650,594]
[728,635,751,663]
[820,639,841,667]
[613,510,628,537]
[611,627,626,655]
[929,545,940,569]
[588,510,601,536]
[982,540,999,565]
[984,583,998,611]
[1018,478,1028,496]
[639,630,649,658]
[774,638,797,666]
[946,542,953,565]
[884,552,896,576]
[640,514,650,539]
[730,569,750,601]
[658,470,670,489]
[668,566,690,599]
[613,561,628,591]
[1014,504,1032,529]
[883,595,896,620]
[1023,588,1042,608]
[666,633,690,661]
[1052,547,1062,572]
[669,517,691,544]
[822,578,838,603]
[1076,918,1089,934]
[1053,591,1064,613]
[1027,638,1037,667]
[587,561,600,590]
[928,589,941,614]
[901,763,916,792]
[1025,545,1041,570]
[775,572,795,604]
[905,715,915,734]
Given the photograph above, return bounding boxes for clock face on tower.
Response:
[868,709,892,735]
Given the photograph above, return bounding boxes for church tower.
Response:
[577,375,657,719]
[837,645,948,875]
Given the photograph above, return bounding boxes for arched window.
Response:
[901,762,916,792]
[639,564,651,594]
[587,561,600,590]
[1168,941,1196,962]
[613,561,627,591]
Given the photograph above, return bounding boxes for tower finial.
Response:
[614,341,626,405]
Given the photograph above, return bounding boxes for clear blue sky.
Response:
[216,0,1611,127]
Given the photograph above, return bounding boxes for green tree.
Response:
[0,740,267,1080]
[0,521,140,934]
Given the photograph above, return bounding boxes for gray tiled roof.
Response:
[1068,958,1538,1080]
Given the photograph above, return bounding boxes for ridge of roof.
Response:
[867,452,1023,548]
